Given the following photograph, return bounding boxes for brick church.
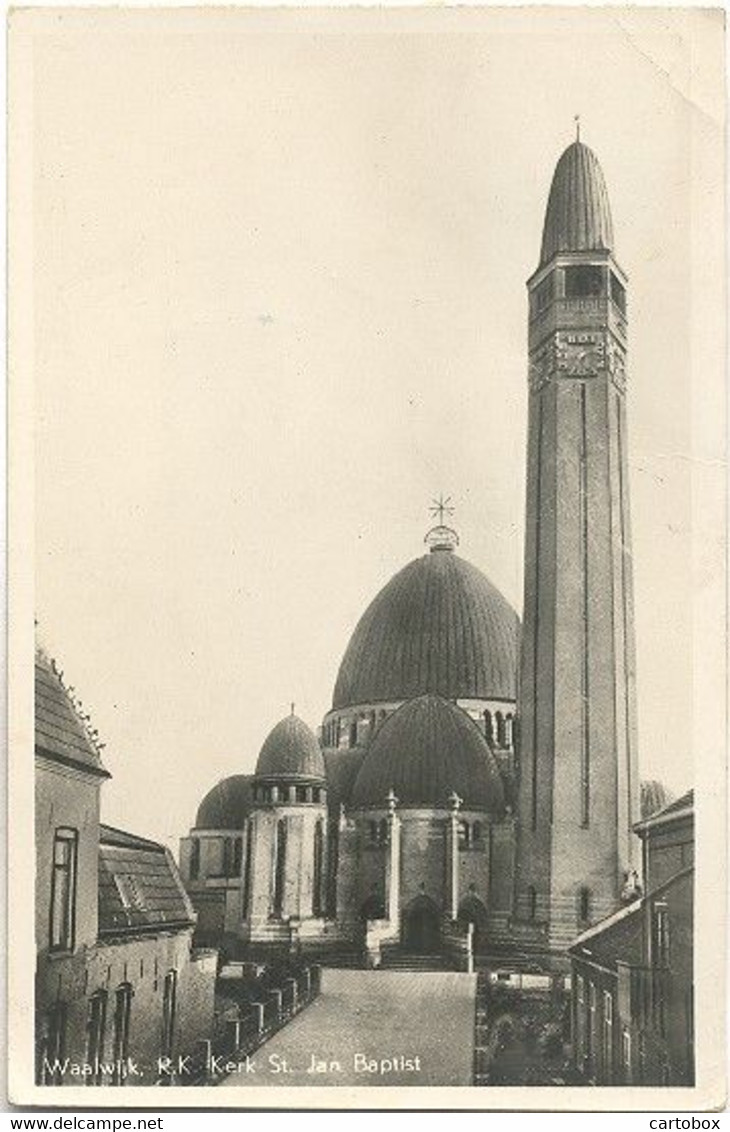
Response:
[180,136,643,967]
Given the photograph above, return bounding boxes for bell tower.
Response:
[513,136,640,950]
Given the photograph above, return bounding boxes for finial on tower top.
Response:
[575,114,581,143]
[424,494,460,553]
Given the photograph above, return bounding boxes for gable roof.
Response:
[35,647,110,777]
[98,824,195,937]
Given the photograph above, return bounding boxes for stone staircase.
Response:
[380,949,454,972]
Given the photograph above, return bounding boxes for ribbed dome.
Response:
[350,694,504,812]
[332,548,519,710]
[540,141,614,267]
[256,714,325,780]
[195,775,252,830]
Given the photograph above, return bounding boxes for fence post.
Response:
[226,1019,241,1054]
[270,988,283,1025]
[285,976,298,1016]
[251,1001,265,1037]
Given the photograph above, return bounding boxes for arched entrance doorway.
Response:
[403,895,440,953]
[457,894,488,954]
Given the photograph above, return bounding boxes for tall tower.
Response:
[514,138,640,951]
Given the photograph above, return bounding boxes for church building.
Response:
[180,134,643,967]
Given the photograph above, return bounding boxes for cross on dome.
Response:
[424,494,460,553]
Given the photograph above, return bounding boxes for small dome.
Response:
[195,775,253,830]
[256,713,325,781]
[333,549,519,710]
[350,694,504,812]
[540,141,614,267]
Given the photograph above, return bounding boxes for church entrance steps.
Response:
[218,969,477,1088]
[379,951,456,972]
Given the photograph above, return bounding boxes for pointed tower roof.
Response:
[540,140,614,267]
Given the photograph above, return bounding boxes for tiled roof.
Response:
[350,693,505,812]
[35,647,110,777]
[98,824,194,937]
[568,899,643,971]
[333,548,519,710]
[540,141,614,267]
[195,774,253,830]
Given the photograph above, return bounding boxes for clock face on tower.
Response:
[555,332,606,378]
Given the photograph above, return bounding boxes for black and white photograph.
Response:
[7,5,726,1110]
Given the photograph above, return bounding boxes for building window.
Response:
[112,985,133,1085]
[565,265,604,298]
[533,273,554,314]
[622,1028,632,1084]
[653,904,670,967]
[587,982,597,1075]
[610,272,626,314]
[242,822,254,918]
[483,711,494,745]
[458,821,471,849]
[161,971,177,1059]
[39,1004,67,1085]
[232,837,243,876]
[349,720,358,747]
[473,822,483,843]
[527,885,537,921]
[85,991,108,1086]
[578,886,591,924]
[49,828,78,952]
[312,821,324,917]
[114,873,146,913]
[189,839,200,881]
[574,974,585,1065]
[296,785,307,803]
[495,711,505,747]
[272,819,288,918]
[602,991,614,1082]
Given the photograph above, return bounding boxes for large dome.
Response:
[332,545,519,710]
[350,694,504,812]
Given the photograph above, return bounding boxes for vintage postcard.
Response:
[7,5,727,1110]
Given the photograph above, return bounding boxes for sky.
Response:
[29,8,724,849]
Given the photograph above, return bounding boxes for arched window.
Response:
[527,885,537,921]
[379,818,388,846]
[495,712,505,747]
[484,711,494,745]
[50,827,78,952]
[458,821,471,849]
[232,837,243,876]
[312,821,324,917]
[85,991,108,1086]
[505,715,513,747]
[272,819,288,918]
[112,984,133,1084]
[242,822,254,918]
[349,720,358,748]
[579,886,591,923]
[161,971,177,1059]
[473,822,483,843]
[189,839,200,881]
[368,820,378,845]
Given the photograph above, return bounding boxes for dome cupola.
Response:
[195,775,253,830]
[255,711,325,782]
[350,694,505,813]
